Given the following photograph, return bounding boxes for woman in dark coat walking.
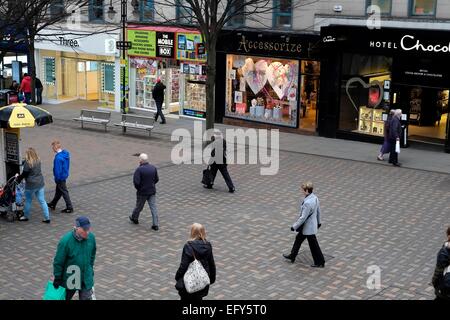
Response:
[175,223,216,301]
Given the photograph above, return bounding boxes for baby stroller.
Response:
[0,176,25,222]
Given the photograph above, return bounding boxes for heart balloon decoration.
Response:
[243,59,268,95]
[267,62,293,99]
[345,77,383,112]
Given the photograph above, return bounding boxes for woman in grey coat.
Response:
[16,148,50,223]
[283,181,325,267]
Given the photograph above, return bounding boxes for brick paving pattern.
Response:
[0,118,448,300]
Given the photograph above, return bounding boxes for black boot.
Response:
[283,253,295,263]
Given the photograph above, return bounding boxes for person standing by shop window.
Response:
[431,226,450,301]
[377,109,394,161]
[152,78,166,124]
[388,109,402,167]
[19,73,32,104]
[283,181,325,268]
[35,77,43,105]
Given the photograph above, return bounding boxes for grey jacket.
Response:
[17,160,45,190]
[292,193,321,235]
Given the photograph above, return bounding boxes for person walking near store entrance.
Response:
[388,109,402,167]
[283,181,325,267]
[19,73,33,104]
[431,226,450,301]
[16,148,50,223]
[377,109,395,161]
[35,77,43,105]
[48,140,73,213]
[52,216,96,300]
[129,153,160,231]
[152,78,166,124]
[203,134,235,193]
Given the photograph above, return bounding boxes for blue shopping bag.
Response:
[43,281,66,300]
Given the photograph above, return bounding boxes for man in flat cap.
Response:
[53,216,97,300]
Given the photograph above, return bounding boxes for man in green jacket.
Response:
[53,216,96,300]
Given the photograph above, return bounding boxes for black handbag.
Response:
[201,166,213,185]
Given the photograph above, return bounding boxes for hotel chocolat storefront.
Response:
[215,30,320,132]
[319,25,450,153]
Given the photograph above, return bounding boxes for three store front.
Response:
[319,25,450,153]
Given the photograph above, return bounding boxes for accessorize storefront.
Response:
[127,25,207,119]
[319,25,450,153]
[34,28,120,110]
[215,30,320,132]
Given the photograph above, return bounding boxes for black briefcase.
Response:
[202,166,213,185]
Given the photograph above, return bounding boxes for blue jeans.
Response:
[24,92,32,104]
[131,194,159,226]
[24,187,50,220]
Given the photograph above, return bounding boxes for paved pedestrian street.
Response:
[0,120,448,300]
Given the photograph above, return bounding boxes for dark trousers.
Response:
[36,88,43,104]
[388,139,398,164]
[209,163,234,190]
[154,101,166,123]
[24,92,32,104]
[49,181,73,210]
[290,233,325,266]
[66,288,93,300]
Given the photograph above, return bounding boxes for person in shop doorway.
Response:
[35,77,43,105]
[19,73,33,104]
[388,109,402,167]
[129,153,160,231]
[431,226,450,301]
[377,109,395,161]
[52,216,97,300]
[152,78,166,124]
[283,181,325,268]
[47,140,73,213]
[16,148,51,223]
[203,134,235,193]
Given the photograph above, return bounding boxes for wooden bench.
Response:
[73,109,111,132]
[114,114,155,137]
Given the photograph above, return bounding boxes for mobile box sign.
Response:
[156,32,175,58]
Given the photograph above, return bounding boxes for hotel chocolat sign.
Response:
[369,35,450,54]
[156,32,174,58]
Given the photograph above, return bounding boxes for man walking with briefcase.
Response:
[283,181,325,268]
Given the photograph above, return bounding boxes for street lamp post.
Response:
[121,0,127,114]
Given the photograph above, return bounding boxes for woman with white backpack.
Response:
[175,223,216,301]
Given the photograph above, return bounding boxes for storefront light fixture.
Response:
[107,0,117,20]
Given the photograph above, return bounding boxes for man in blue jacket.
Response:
[48,140,73,213]
[129,153,160,230]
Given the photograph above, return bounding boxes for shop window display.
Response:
[339,53,392,137]
[225,54,299,127]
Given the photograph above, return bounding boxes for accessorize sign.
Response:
[156,32,175,58]
[128,30,156,57]
[216,31,319,59]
